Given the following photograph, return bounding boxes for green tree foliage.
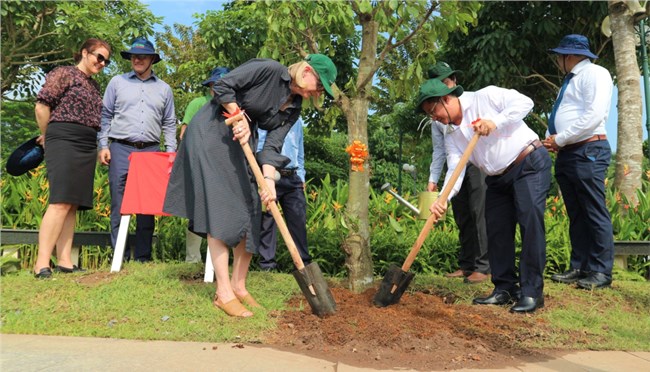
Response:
[304,130,349,187]
[154,24,218,121]
[0,100,38,159]
[439,1,611,135]
[197,1,268,68]
[1,0,161,97]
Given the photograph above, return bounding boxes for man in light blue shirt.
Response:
[98,38,176,262]
[256,117,311,271]
[543,34,614,290]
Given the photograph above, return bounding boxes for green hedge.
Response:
[2,165,649,278]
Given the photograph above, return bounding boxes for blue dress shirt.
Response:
[99,71,177,152]
[257,117,305,182]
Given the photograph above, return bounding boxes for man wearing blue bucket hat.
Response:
[417,77,552,313]
[179,66,230,263]
[98,37,177,262]
[543,34,615,290]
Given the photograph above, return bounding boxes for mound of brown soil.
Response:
[265,287,560,371]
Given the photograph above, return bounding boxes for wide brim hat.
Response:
[120,38,161,64]
[201,67,231,87]
[427,61,462,81]
[548,34,598,59]
[305,54,338,98]
[415,79,464,112]
[6,137,45,176]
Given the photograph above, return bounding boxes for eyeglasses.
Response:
[313,72,324,92]
[426,101,440,119]
[90,52,111,66]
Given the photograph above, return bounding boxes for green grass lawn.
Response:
[1,262,649,351]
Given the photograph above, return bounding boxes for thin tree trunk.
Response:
[609,0,644,205]
[341,15,377,292]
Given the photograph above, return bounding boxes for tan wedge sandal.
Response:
[213,294,253,318]
[235,293,262,308]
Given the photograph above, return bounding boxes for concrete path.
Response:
[1,334,649,371]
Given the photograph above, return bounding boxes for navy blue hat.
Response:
[201,67,230,87]
[6,137,44,176]
[549,34,598,59]
[120,38,161,64]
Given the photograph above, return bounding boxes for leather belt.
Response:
[110,138,159,149]
[561,134,607,151]
[278,168,297,177]
[501,139,543,175]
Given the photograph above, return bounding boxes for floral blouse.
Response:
[36,66,103,130]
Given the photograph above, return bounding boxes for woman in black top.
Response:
[164,55,337,317]
[33,38,112,278]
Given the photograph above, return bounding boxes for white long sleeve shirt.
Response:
[546,59,613,147]
[442,86,537,200]
[428,120,446,184]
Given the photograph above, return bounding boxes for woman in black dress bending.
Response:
[164,54,337,317]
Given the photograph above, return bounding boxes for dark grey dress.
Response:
[163,59,302,253]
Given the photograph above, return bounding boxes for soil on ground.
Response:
[264,287,569,371]
[82,271,575,371]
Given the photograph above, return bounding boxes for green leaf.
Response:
[388,215,404,232]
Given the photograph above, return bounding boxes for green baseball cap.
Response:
[305,54,337,98]
[415,78,464,112]
[427,61,461,80]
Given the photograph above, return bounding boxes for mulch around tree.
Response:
[264,287,572,371]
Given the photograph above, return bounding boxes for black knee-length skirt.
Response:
[45,122,97,210]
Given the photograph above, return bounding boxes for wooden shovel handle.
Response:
[401,132,481,272]
[225,113,305,270]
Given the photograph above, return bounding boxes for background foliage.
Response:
[2,166,649,279]
[1,0,648,281]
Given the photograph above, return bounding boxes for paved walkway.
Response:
[1,334,649,371]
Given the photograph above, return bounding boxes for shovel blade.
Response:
[292,262,336,317]
[373,263,415,307]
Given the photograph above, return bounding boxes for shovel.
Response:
[225,113,336,316]
[373,132,481,307]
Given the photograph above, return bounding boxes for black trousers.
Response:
[485,147,552,298]
[555,140,614,277]
[259,173,311,269]
[451,163,489,273]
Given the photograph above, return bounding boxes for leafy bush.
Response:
[2,160,649,279]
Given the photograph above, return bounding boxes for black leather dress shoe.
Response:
[34,267,52,279]
[551,269,586,284]
[577,272,612,289]
[473,289,516,305]
[510,296,544,313]
[54,265,86,273]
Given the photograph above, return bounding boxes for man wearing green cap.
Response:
[417,79,551,313]
[425,62,489,284]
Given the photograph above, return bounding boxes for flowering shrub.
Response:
[2,164,649,278]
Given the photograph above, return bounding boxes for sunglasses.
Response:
[90,52,111,66]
